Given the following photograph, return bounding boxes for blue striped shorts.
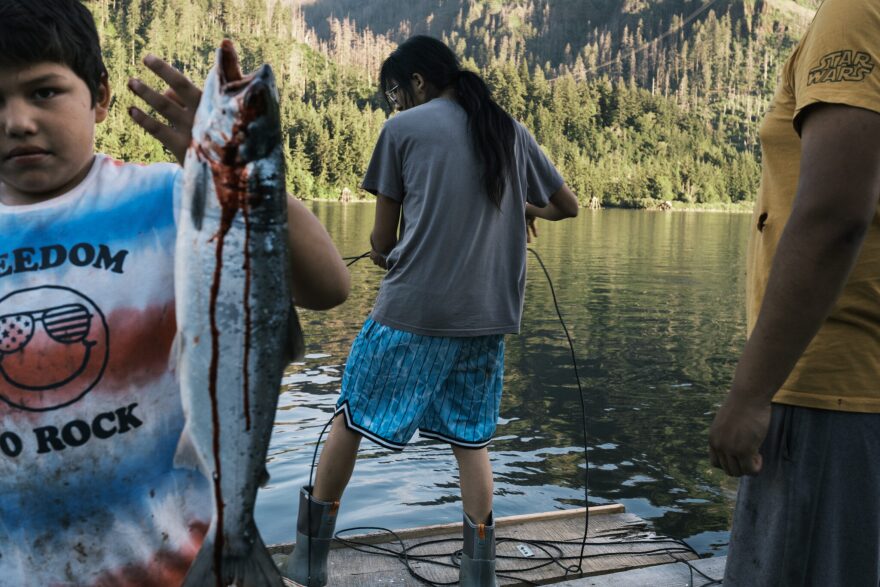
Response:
[335,318,505,450]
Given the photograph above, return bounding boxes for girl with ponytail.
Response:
[284,35,579,587]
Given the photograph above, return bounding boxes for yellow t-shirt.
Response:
[747,0,880,412]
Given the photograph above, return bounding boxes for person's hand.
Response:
[526,211,538,243]
[369,249,388,270]
[127,54,202,165]
[708,395,771,477]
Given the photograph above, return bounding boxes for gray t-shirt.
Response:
[361,97,564,336]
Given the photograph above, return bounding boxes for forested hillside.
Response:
[89,0,817,206]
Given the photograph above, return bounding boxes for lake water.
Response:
[256,203,751,557]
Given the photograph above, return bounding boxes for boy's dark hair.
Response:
[0,0,108,106]
[380,36,516,208]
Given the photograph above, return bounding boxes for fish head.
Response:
[185,40,286,226]
[195,40,282,162]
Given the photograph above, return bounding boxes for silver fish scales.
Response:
[174,40,303,587]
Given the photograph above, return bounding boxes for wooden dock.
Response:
[560,555,725,586]
[271,504,705,586]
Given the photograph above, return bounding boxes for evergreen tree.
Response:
[89,0,816,208]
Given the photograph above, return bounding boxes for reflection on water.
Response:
[256,203,749,556]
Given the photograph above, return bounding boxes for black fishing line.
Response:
[526,247,591,573]
[308,416,336,489]
[343,252,371,267]
[296,249,719,585]
[332,528,696,586]
[297,414,336,585]
[325,526,696,586]
[676,554,725,587]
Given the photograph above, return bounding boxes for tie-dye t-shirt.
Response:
[0,155,211,586]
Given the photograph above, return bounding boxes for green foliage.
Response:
[89,0,387,199]
[87,0,813,205]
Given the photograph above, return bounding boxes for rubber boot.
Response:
[460,511,498,587]
[282,485,340,586]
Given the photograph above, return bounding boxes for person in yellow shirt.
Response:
[708,0,880,584]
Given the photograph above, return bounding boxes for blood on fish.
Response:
[199,83,265,583]
[207,223,226,585]
[242,203,252,433]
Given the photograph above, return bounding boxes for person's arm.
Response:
[369,195,402,269]
[129,55,350,310]
[527,183,579,221]
[286,198,350,310]
[708,104,880,478]
[525,183,579,241]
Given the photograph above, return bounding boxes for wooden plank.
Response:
[271,506,699,586]
[559,555,726,586]
[269,505,625,555]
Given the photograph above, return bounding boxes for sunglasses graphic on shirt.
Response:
[0,304,94,354]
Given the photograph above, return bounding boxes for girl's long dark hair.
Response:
[379,36,516,207]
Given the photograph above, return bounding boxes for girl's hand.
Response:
[369,248,389,270]
[526,212,538,243]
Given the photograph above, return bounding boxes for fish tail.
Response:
[180,536,218,587]
[225,532,286,587]
[182,528,284,587]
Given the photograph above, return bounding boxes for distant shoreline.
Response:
[302,197,755,214]
[653,203,754,214]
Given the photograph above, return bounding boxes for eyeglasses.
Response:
[0,304,94,354]
[384,84,400,108]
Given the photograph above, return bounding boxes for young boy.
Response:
[0,1,350,584]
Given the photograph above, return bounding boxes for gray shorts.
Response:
[725,404,880,586]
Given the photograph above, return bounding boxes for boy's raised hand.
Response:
[128,55,202,165]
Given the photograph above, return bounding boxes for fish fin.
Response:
[259,466,271,488]
[181,534,220,587]
[173,426,201,471]
[170,332,182,373]
[189,160,209,231]
[182,524,285,587]
[286,304,306,362]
